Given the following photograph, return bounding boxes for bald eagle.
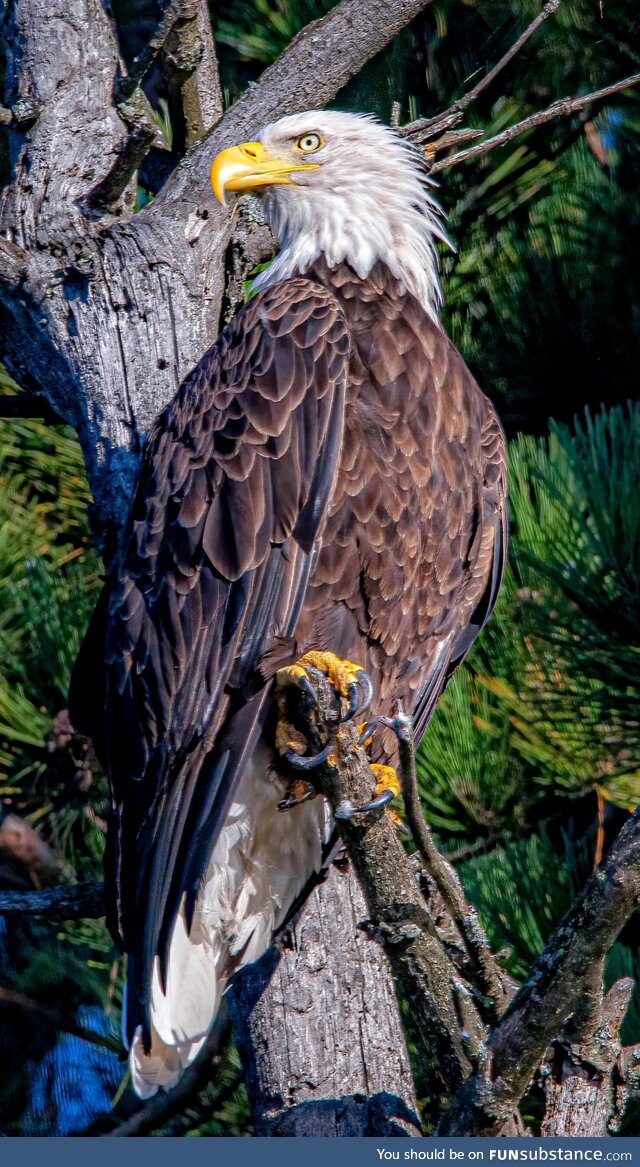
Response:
[71,111,507,1097]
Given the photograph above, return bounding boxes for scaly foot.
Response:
[276,651,373,724]
[276,651,374,774]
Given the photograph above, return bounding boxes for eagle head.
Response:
[209,110,448,320]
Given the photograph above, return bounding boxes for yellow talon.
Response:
[370,763,406,830]
[276,650,365,698]
[276,663,312,689]
[370,763,401,800]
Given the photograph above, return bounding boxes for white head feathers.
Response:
[250,111,448,321]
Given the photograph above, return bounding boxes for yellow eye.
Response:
[295,132,323,154]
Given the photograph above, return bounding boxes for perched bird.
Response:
[71,111,507,1097]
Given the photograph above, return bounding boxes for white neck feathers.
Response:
[251,115,448,321]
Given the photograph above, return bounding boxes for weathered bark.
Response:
[0,880,104,920]
[439,809,640,1135]
[540,978,635,1136]
[2,0,638,1137]
[230,676,513,1134]
[161,0,223,152]
[0,0,435,546]
[230,867,422,1137]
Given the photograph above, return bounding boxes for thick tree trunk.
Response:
[0,0,434,545]
[230,866,421,1137]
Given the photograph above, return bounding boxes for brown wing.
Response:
[292,262,507,756]
[71,278,349,1044]
[410,397,508,743]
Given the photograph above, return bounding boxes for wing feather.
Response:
[71,278,349,1044]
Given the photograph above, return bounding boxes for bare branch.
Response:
[230,864,423,1136]
[439,809,640,1135]
[431,71,640,174]
[381,710,515,1023]
[117,0,186,101]
[540,979,635,1136]
[0,881,104,920]
[162,0,223,151]
[0,0,129,244]
[274,674,484,1099]
[402,0,561,142]
[87,90,160,212]
[0,986,114,1051]
[151,0,437,220]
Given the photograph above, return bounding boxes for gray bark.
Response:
[2,0,638,1137]
[230,867,421,1137]
[540,978,635,1137]
[439,810,640,1135]
[0,0,434,547]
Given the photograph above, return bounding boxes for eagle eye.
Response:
[295,132,323,154]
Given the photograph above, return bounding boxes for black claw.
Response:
[341,671,375,722]
[357,720,378,745]
[297,673,318,703]
[283,741,333,771]
[355,670,374,715]
[342,682,360,722]
[351,787,394,814]
[278,788,317,811]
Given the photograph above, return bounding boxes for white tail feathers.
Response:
[128,751,330,1097]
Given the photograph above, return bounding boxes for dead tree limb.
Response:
[230,867,423,1137]
[0,985,114,1051]
[402,0,561,143]
[0,0,437,1132]
[3,0,637,1138]
[430,72,640,173]
[0,0,437,547]
[381,709,514,1024]
[539,978,636,1136]
[0,881,104,920]
[244,677,491,1124]
[161,0,223,151]
[439,809,640,1135]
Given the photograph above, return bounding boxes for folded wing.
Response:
[71,278,349,1045]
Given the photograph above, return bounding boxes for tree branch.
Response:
[0,391,64,423]
[430,71,640,174]
[273,675,485,1105]
[230,865,423,1136]
[150,0,437,221]
[0,0,129,243]
[86,90,160,213]
[381,710,515,1024]
[540,978,636,1136]
[439,809,640,1135]
[0,881,104,920]
[162,0,223,151]
[402,0,561,142]
[0,986,114,1051]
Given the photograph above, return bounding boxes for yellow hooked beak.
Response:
[210,141,319,205]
